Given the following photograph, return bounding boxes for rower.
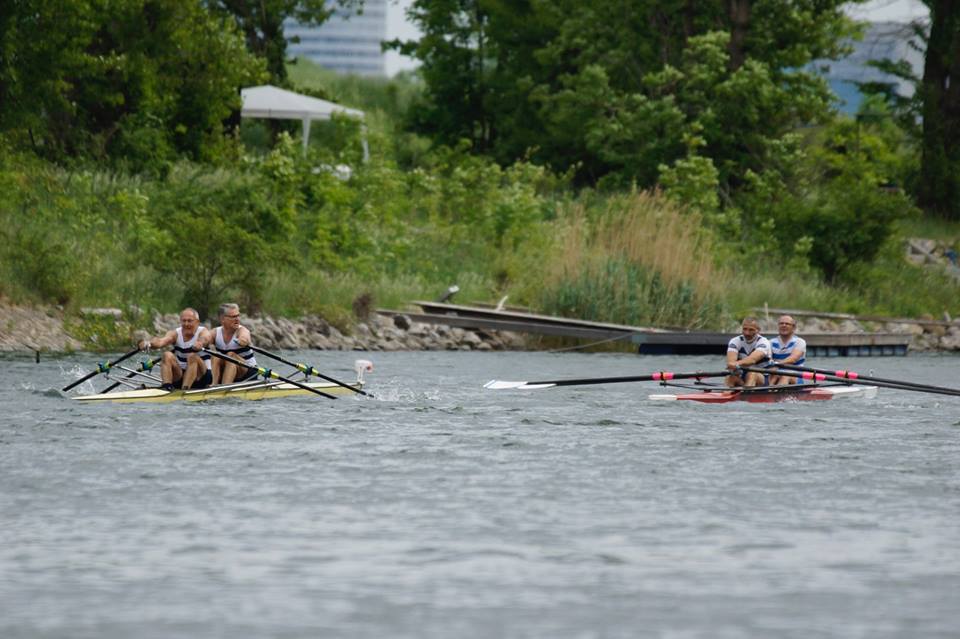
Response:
[139,308,213,391]
[768,315,807,385]
[209,303,258,385]
[725,317,772,387]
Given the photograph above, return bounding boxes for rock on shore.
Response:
[0,303,83,352]
[143,312,526,353]
[3,301,960,353]
[0,300,522,353]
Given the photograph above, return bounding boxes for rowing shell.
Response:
[649,384,878,403]
[72,379,364,404]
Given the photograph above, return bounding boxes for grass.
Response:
[897,215,960,247]
[525,191,728,329]
[258,269,495,332]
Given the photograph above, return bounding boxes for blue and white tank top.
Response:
[214,327,257,367]
[769,335,806,366]
[174,327,211,370]
[727,334,772,362]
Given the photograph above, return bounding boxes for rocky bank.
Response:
[0,302,525,353]
[2,301,960,353]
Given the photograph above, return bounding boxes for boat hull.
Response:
[649,385,878,403]
[72,380,364,404]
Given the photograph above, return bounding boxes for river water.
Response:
[1,350,958,638]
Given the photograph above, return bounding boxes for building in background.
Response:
[286,0,388,76]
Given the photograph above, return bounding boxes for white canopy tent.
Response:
[240,85,369,161]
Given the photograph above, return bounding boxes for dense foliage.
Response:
[2,1,959,338]
[0,0,266,169]
[388,0,858,184]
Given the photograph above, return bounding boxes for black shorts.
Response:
[236,365,258,382]
[187,369,213,390]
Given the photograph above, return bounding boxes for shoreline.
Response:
[0,304,527,354]
[2,302,959,354]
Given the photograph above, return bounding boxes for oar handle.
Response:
[250,345,372,397]
[201,348,337,400]
[62,347,141,392]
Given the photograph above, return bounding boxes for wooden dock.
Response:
[377,302,910,357]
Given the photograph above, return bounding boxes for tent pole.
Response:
[361,124,370,163]
[302,118,311,156]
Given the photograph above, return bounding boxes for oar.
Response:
[742,366,960,397]
[249,345,373,397]
[774,363,960,395]
[201,348,337,399]
[485,370,731,390]
[62,347,141,392]
[100,356,163,393]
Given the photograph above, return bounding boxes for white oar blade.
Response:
[483,380,557,390]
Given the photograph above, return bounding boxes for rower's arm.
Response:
[193,327,212,349]
[141,329,176,350]
[726,348,739,370]
[738,350,768,366]
[235,326,252,347]
[781,345,805,365]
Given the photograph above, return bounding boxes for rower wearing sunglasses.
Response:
[768,315,807,385]
[206,303,258,385]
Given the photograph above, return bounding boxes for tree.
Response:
[384,0,503,152]
[0,0,265,166]
[917,1,960,219]
[140,160,297,316]
[208,0,360,84]
[390,0,861,187]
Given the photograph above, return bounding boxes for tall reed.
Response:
[534,191,728,329]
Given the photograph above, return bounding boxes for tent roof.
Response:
[240,85,364,121]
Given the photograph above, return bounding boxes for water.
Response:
[1,350,959,638]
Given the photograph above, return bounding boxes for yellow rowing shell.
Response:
[72,380,364,404]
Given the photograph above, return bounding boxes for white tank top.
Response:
[174,327,211,370]
[214,326,257,367]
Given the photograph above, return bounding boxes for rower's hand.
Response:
[139,340,150,351]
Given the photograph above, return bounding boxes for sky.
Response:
[383,0,931,76]
[846,0,928,22]
[384,0,419,76]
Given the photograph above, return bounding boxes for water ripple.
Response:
[2,351,959,637]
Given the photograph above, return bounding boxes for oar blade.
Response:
[249,345,373,397]
[62,347,141,392]
[484,380,557,390]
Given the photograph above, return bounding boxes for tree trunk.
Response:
[918,0,960,219]
[727,0,751,70]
